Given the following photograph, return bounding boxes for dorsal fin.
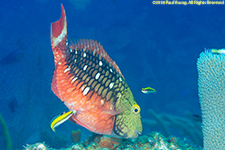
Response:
[71,39,124,78]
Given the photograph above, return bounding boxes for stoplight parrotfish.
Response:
[50,4,142,139]
[141,87,156,94]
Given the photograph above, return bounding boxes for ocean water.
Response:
[0,0,225,149]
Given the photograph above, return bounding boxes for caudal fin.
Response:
[51,4,67,65]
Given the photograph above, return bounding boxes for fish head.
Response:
[112,88,142,139]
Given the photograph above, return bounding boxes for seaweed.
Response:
[0,113,12,150]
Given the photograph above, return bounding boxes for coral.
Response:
[24,143,47,150]
[24,132,200,150]
[142,109,203,146]
[71,129,81,143]
[197,51,225,149]
[0,113,12,150]
[99,136,120,149]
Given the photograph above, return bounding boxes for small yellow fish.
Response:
[141,87,156,94]
[211,49,225,54]
[50,110,76,132]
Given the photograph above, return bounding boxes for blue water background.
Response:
[0,0,225,149]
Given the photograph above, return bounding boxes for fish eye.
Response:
[132,104,140,115]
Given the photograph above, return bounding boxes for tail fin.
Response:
[51,4,67,65]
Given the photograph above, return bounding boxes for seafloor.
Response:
[24,132,201,150]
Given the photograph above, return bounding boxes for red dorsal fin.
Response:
[51,4,67,65]
[71,39,124,78]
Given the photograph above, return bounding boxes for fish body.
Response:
[50,111,76,132]
[187,113,202,122]
[141,87,156,94]
[50,4,142,139]
[211,48,225,54]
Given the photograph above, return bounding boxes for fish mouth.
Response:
[136,129,141,135]
[134,129,141,138]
